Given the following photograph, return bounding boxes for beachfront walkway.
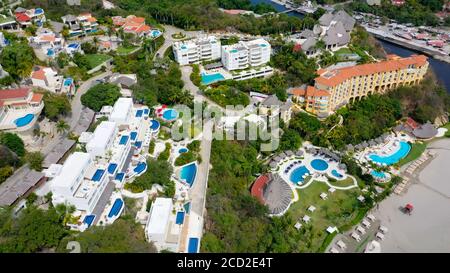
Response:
[374,138,450,252]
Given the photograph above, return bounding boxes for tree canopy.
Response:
[81,83,121,112]
[0,41,35,80]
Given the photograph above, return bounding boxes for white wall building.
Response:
[145,197,178,252]
[221,38,271,71]
[173,36,221,65]
[110,98,133,126]
[50,152,109,215]
[86,121,117,158]
[31,66,63,93]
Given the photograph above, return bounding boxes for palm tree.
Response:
[56,120,70,134]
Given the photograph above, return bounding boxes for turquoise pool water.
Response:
[47,48,55,56]
[331,169,343,178]
[311,159,329,171]
[369,141,411,165]
[201,73,225,85]
[180,162,197,187]
[63,78,73,86]
[176,211,185,225]
[188,238,199,253]
[179,148,188,153]
[14,114,35,127]
[290,166,310,185]
[151,30,161,38]
[371,170,387,179]
[162,109,178,121]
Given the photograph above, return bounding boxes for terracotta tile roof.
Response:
[251,174,269,204]
[31,93,43,103]
[87,17,97,23]
[135,24,151,33]
[0,88,31,100]
[16,13,31,22]
[31,66,46,80]
[315,55,428,88]
[290,88,306,96]
[40,34,55,42]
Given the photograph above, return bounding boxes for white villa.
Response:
[50,152,109,215]
[28,29,65,58]
[86,121,117,158]
[145,197,179,252]
[0,87,44,131]
[221,38,271,71]
[110,97,133,126]
[173,36,221,65]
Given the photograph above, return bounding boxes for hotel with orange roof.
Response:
[289,54,429,117]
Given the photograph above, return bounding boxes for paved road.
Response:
[41,71,112,155]
[154,25,203,61]
[190,120,213,216]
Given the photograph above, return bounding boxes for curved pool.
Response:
[179,148,188,153]
[369,141,411,165]
[134,162,147,175]
[331,169,343,179]
[201,73,225,85]
[150,120,160,130]
[290,166,310,185]
[162,109,178,121]
[311,159,329,171]
[180,162,197,187]
[371,170,387,179]
[14,114,35,127]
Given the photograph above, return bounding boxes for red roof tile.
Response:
[0,88,31,100]
[251,175,269,204]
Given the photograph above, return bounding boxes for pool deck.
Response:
[373,138,450,252]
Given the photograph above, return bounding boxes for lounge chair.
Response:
[337,240,347,250]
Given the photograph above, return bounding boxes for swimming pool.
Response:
[108,198,124,218]
[184,202,191,214]
[180,162,197,187]
[119,135,129,145]
[311,159,329,171]
[179,148,188,153]
[150,120,160,130]
[130,131,137,141]
[201,73,225,85]
[151,30,161,38]
[331,169,343,179]
[47,48,55,57]
[134,162,147,175]
[162,109,178,121]
[188,238,199,253]
[176,211,185,225]
[135,109,143,117]
[14,114,35,127]
[115,172,125,182]
[369,141,411,165]
[290,166,310,185]
[68,43,79,49]
[371,170,387,179]
[108,163,118,175]
[91,169,105,182]
[83,215,95,227]
[63,78,73,86]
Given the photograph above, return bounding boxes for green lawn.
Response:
[398,142,427,166]
[334,47,353,55]
[328,176,356,188]
[85,54,112,69]
[116,46,139,55]
[288,181,362,251]
[441,123,450,138]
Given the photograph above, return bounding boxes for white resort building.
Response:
[221,38,271,71]
[110,97,133,126]
[86,121,118,158]
[145,197,179,252]
[0,87,44,131]
[173,36,221,65]
[50,152,109,215]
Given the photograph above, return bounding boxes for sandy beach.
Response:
[374,138,450,252]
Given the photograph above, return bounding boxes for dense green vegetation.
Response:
[217,0,276,14]
[348,0,443,26]
[125,158,174,197]
[0,40,35,80]
[26,151,44,171]
[59,219,156,253]
[0,205,69,252]
[271,43,318,86]
[0,133,25,157]
[115,0,310,35]
[133,62,193,107]
[175,140,201,166]
[41,92,72,121]
[204,85,250,107]
[290,95,402,150]
[350,25,386,60]
[81,83,121,112]
[388,74,450,124]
